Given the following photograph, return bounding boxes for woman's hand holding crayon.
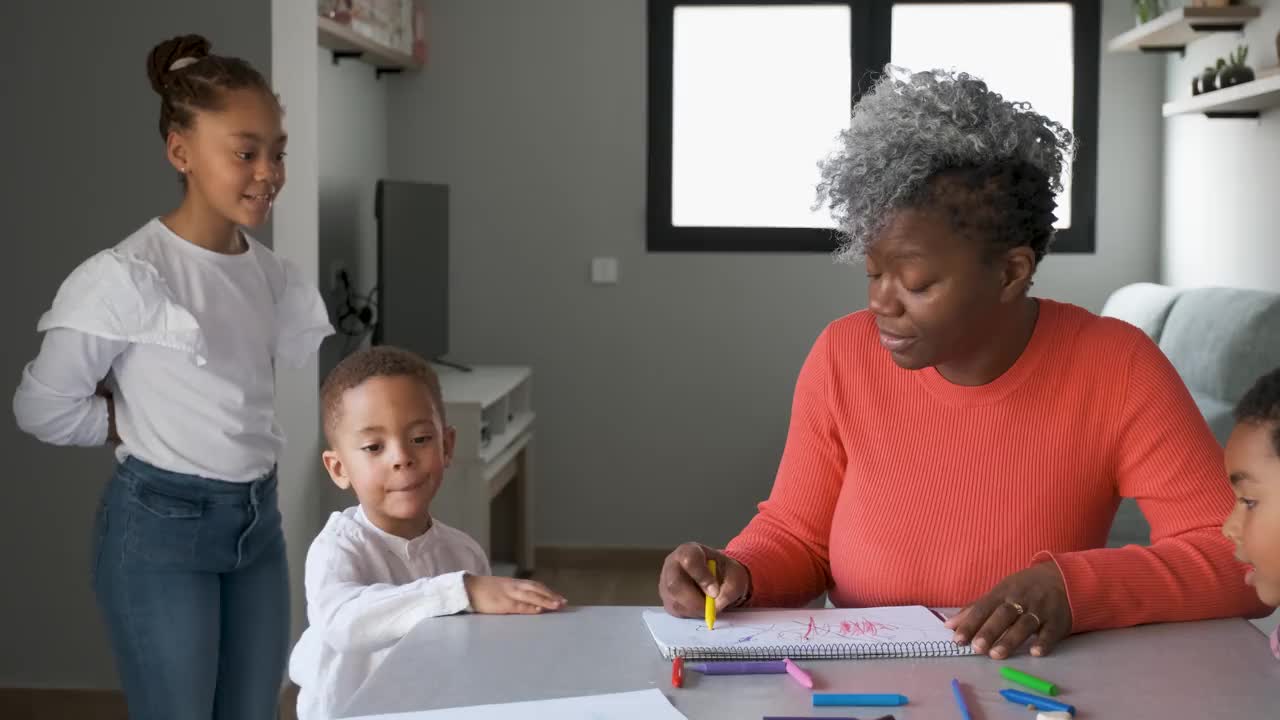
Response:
[659,543,751,619]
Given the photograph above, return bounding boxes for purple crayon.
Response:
[685,660,788,675]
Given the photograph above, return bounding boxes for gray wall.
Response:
[271,0,332,664]
[1033,0,1166,309]
[386,0,1164,549]
[1161,0,1280,292]
[318,47,390,376]
[2,1,271,688]
[1158,0,1280,641]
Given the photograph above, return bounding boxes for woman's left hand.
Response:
[944,561,1072,659]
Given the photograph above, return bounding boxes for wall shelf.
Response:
[318,16,422,75]
[1107,6,1260,55]
[1163,74,1280,118]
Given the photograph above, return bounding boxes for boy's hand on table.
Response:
[464,575,567,614]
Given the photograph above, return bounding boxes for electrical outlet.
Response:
[591,257,619,285]
[329,260,348,293]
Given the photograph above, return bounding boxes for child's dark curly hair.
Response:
[321,346,445,446]
[1235,367,1280,456]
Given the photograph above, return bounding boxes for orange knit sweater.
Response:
[725,300,1265,632]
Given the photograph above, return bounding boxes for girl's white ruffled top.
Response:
[14,218,334,482]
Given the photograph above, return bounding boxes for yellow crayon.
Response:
[705,559,717,630]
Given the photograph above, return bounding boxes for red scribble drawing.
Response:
[775,616,903,643]
[680,612,931,645]
[839,619,896,637]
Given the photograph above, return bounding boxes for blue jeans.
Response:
[92,456,289,720]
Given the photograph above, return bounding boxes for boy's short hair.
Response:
[321,346,445,445]
[1235,366,1280,456]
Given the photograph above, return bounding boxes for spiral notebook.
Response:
[642,606,974,660]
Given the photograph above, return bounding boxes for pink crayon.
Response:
[783,658,814,689]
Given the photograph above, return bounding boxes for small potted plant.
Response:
[1133,0,1163,25]
[1217,45,1255,89]
[1200,57,1226,94]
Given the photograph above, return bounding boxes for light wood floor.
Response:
[0,553,662,720]
[529,547,664,607]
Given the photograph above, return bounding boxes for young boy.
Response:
[1223,366,1280,660]
[289,346,567,719]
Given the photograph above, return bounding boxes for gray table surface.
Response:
[342,606,1280,719]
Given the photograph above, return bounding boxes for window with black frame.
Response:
[646,0,1100,254]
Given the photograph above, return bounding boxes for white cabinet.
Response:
[432,366,535,575]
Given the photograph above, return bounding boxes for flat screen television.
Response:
[373,180,458,367]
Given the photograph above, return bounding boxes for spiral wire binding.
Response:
[665,639,974,660]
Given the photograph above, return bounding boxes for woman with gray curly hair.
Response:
[659,68,1262,659]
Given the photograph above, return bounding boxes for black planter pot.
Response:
[1218,65,1256,90]
[1200,68,1220,93]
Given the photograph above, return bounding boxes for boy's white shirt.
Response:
[12,218,333,481]
[290,506,490,720]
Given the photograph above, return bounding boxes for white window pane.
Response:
[672,5,851,228]
[891,3,1074,228]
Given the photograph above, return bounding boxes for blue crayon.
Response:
[999,689,1075,715]
[813,693,909,707]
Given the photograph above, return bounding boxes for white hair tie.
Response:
[168,57,200,72]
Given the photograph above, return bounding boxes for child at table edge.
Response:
[289,346,566,719]
[1222,366,1280,660]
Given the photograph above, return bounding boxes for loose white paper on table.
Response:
[343,688,688,720]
